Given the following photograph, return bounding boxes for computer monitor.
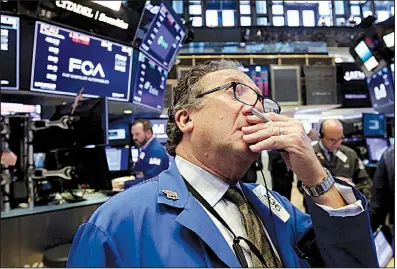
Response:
[366,138,389,162]
[149,118,168,144]
[30,21,133,102]
[0,15,19,90]
[366,66,395,113]
[362,113,387,138]
[133,2,186,70]
[105,147,130,172]
[33,97,109,152]
[132,52,168,111]
[108,123,131,147]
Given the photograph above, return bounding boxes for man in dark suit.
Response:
[68,60,378,267]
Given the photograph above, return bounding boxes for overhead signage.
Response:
[343,70,366,82]
[55,1,128,30]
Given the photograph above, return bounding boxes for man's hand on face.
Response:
[1,151,17,166]
[241,113,327,187]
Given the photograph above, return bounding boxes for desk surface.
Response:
[1,193,109,219]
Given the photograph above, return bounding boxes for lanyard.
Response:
[182,178,267,268]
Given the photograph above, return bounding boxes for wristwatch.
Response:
[302,168,335,197]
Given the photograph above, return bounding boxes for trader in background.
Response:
[122,119,169,189]
[313,119,372,198]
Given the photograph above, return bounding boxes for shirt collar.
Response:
[175,155,241,207]
[141,136,154,151]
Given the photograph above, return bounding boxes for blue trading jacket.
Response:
[68,158,379,268]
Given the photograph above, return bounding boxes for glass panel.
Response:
[206,10,219,26]
[319,1,331,15]
[302,10,315,26]
[336,17,346,26]
[256,1,267,14]
[240,4,251,15]
[376,11,390,22]
[318,16,332,26]
[189,4,202,15]
[192,16,202,27]
[287,10,300,26]
[172,0,183,14]
[241,16,252,26]
[363,10,373,17]
[222,10,235,26]
[273,16,285,26]
[257,16,268,25]
[334,1,345,15]
[350,5,361,15]
[272,4,284,15]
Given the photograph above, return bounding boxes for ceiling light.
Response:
[124,110,133,114]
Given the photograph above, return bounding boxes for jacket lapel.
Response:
[240,183,300,267]
[157,160,241,268]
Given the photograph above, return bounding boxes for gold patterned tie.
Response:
[224,186,283,268]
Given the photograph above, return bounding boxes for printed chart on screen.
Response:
[1,15,19,90]
[132,52,168,111]
[30,21,133,101]
[241,65,270,97]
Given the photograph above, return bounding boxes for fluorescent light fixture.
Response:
[123,109,133,114]
[92,1,122,11]
[383,32,394,48]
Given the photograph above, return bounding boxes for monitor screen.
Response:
[366,138,389,162]
[240,65,270,97]
[134,2,185,70]
[362,113,386,138]
[374,230,394,267]
[105,147,129,172]
[31,21,133,102]
[132,52,168,111]
[383,31,394,48]
[1,102,41,119]
[108,122,131,146]
[1,15,19,90]
[366,66,395,112]
[149,118,168,144]
[354,40,379,72]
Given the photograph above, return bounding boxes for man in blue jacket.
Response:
[123,119,169,189]
[68,60,378,267]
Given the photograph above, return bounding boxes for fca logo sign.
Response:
[69,58,105,78]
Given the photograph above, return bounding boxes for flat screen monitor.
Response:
[1,15,19,90]
[366,66,395,112]
[105,147,129,172]
[240,65,270,97]
[132,52,168,111]
[374,229,394,267]
[31,21,133,102]
[133,2,185,70]
[382,31,394,49]
[149,118,168,144]
[366,138,389,162]
[108,123,130,146]
[1,102,41,119]
[362,113,387,138]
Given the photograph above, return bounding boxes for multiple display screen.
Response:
[31,21,133,102]
[354,40,379,72]
[1,15,19,90]
[240,65,270,97]
[132,52,168,111]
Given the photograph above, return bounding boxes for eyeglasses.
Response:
[196,82,281,114]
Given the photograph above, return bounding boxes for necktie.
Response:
[224,186,282,268]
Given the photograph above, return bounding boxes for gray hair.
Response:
[166,59,242,156]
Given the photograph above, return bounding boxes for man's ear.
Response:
[175,109,194,134]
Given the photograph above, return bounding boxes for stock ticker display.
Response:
[241,65,270,97]
[366,66,395,111]
[30,21,133,101]
[132,52,168,111]
[1,15,19,90]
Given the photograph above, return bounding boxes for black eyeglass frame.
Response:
[195,82,281,114]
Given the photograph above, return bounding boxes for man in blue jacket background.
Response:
[123,119,169,189]
[68,60,378,268]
